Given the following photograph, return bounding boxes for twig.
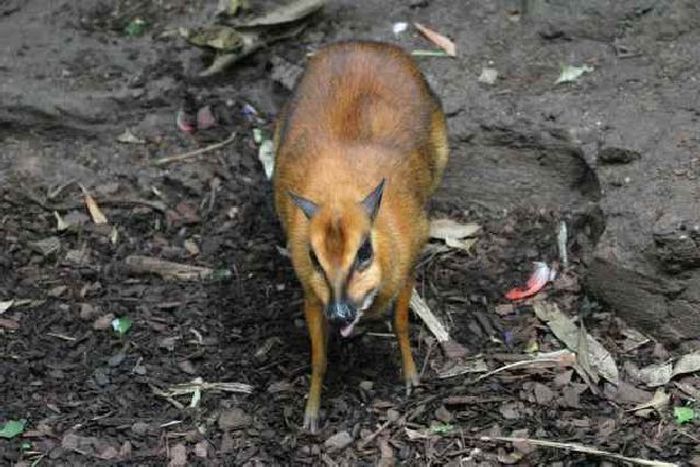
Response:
[125,255,231,282]
[152,132,237,166]
[358,419,393,449]
[46,332,77,341]
[463,350,575,382]
[409,288,449,342]
[475,436,678,467]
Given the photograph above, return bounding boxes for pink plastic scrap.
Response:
[505,262,556,301]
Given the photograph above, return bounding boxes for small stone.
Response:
[387,409,401,422]
[79,303,99,320]
[48,285,68,298]
[359,381,374,391]
[168,443,187,467]
[93,368,110,386]
[177,360,197,375]
[220,432,235,453]
[62,433,79,450]
[64,249,92,266]
[324,430,353,452]
[499,403,520,420]
[533,383,555,405]
[108,353,126,367]
[194,440,208,458]
[218,408,252,430]
[494,304,514,316]
[93,313,115,330]
[98,445,119,460]
[119,441,132,458]
[131,422,150,436]
[434,405,452,423]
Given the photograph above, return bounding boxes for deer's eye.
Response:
[355,238,373,270]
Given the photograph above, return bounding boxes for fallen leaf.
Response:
[555,64,594,84]
[414,23,456,56]
[429,219,480,240]
[217,0,247,16]
[632,362,673,387]
[671,351,700,377]
[235,0,325,27]
[674,406,694,425]
[630,388,670,415]
[29,236,61,256]
[0,300,14,314]
[0,419,26,439]
[533,302,619,385]
[54,211,69,231]
[180,25,243,51]
[325,430,353,452]
[258,139,275,179]
[445,236,478,253]
[438,358,488,379]
[116,129,146,144]
[81,186,108,225]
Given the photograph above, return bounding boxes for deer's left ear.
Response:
[288,191,319,219]
[361,179,385,222]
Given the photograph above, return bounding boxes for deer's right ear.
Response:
[288,191,319,219]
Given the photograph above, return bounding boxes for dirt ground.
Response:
[1,0,699,465]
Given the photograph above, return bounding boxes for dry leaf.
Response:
[633,363,673,387]
[533,302,619,385]
[429,219,480,240]
[0,300,14,314]
[671,351,700,377]
[236,0,325,27]
[80,185,108,225]
[630,388,670,414]
[54,211,69,231]
[445,236,478,253]
[414,23,456,56]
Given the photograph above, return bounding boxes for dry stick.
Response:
[153,132,237,166]
[358,419,394,449]
[472,354,572,383]
[475,436,678,467]
[409,288,449,342]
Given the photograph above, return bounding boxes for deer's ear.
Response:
[288,191,319,219]
[361,179,386,222]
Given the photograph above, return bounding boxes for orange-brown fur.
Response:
[273,41,448,432]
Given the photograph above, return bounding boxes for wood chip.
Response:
[414,23,456,56]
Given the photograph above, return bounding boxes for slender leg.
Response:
[302,297,327,433]
[394,280,419,395]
